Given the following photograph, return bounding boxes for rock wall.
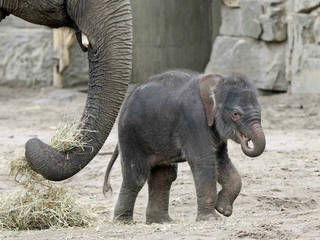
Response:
[287,0,320,93]
[206,0,288,92]
[0,0,218,87]
[2,1,320,93]
[0,17,53,87]
[0,16,86,87]
[206,0,320,93]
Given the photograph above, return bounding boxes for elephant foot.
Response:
[215,192,234,217]
[196,211,221,222]
[146,213,173,224]
[113,214,133,224]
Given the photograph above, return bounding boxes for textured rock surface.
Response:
[260,1,287,42]
[220,1,262,39]
[0,15,40,28]
[220,0,287,42]
[206,36,287,91]
[222,0,240,8]
[0,16,89,87]
[207,0,320,93]
[287,13,320,93]
[294,0,320,13]
[0,25,53,86]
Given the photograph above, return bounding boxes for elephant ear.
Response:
[199,74,223,126]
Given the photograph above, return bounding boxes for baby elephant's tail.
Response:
[103,144,119,196]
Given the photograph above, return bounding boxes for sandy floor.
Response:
[0,86,319,240]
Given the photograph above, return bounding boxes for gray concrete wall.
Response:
[211,0,222,44]
[131,0,213,83]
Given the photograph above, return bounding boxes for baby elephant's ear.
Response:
[199,74,223,126]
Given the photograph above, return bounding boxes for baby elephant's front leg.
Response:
[216,157,242,217]
[190,160,219,221]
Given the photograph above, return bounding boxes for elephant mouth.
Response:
[233,123,266,158]
[234,129,252,148]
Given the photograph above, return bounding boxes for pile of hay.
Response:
[0,122,97,231]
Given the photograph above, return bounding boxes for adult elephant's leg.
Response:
[114,148,148,222]
[146,164,177,224]
[215,144,242,217]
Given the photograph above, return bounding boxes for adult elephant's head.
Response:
[200,74,266,158]
[0,0,133,180]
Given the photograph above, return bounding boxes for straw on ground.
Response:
[0,121,99,230]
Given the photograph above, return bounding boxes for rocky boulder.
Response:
[205,36,287,91]
[294,0,320,13]
[220,0,287,42]
[287,12,320,93]
[0,26,53,86]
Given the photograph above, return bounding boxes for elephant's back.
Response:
[117,70,204,156]
[146,69,198,89]
[118,70,197,141]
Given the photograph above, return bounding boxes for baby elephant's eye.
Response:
[231,111,241,121]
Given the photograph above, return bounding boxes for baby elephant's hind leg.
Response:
[216,157,242,217]
[146,164,178,224]
[114,149,149,222]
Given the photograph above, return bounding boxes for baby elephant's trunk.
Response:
[240,123,266,158]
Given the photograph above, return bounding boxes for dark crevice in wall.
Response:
[298,3,320,14]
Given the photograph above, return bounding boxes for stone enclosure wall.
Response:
[0,0,218,87]
[206,0,320,93]
[1,0,320,93]
[0,17,53,87]
[0,16,87,87]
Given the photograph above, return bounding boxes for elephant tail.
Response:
[103,144,119,196]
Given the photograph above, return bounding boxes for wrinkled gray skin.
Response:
[103,70,266,224]
[0,0,133,181]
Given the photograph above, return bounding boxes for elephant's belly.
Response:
[147,151,185,169]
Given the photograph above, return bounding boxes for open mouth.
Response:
[235,130,253,150]
[233,123,266,158]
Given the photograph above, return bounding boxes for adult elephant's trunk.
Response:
[25,0,133,181]
[240,123,266,158]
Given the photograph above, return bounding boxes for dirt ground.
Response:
[0,86,319,240]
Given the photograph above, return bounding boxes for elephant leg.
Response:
[114,149,148,223]
[146,164,178,224]
[216,157,242,217]
[189,158,219,221]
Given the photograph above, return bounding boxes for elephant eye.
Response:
[231,111,241,121]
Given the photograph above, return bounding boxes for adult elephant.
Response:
[0,0,133,181]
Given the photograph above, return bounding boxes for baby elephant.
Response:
[103,70,266,223]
